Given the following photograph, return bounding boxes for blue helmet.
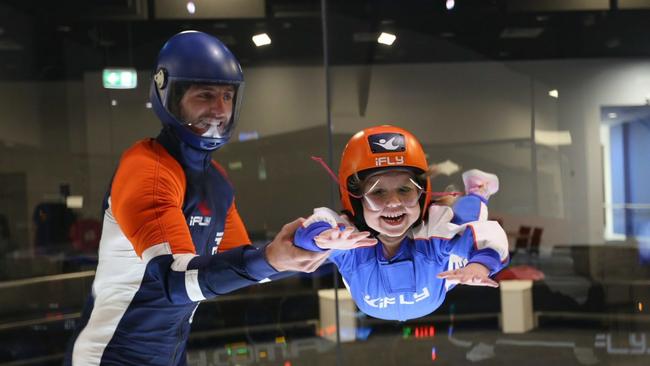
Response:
[149,31,244,151]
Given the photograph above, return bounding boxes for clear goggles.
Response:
[308,156,463,210]
[359,177,424,212]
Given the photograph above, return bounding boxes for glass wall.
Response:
[1,1,649,365]
[322,1,650,365]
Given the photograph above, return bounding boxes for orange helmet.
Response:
[339,125,431,221]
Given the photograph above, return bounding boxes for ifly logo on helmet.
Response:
[369,133,406,166]
[368,133,406,153]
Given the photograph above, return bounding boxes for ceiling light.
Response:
[548,89,559,98]
[252,33,271,47]
[446,0,455,10]
[608,112,617,119]
[186,1,196,15]
[377,32,396,46]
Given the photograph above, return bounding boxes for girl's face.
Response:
[361,170,422,238]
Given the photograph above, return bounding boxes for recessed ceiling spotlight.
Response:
[252,33,271,47]
[446,0,455,10]
[548,89,559,98]
[377,32,396,46]
[186,1,196,15]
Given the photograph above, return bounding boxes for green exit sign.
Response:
[103,68,137,89]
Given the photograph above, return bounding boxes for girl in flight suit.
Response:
[295,125,509,321]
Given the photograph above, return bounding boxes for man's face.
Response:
[178,84,235,137]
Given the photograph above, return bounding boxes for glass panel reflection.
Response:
[1,1,650,365]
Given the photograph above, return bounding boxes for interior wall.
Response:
[0,81,87,251]
[3,59,647,247]
[512,60,650,244]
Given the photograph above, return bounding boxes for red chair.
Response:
[514,226,532,253]
[529,227,543,256]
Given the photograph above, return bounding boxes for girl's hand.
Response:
[437,263,499,288]
[314,226,378,250]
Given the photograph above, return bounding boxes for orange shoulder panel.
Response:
[210,160,250,251]
[111,139,195,257]
[217,200,251,252]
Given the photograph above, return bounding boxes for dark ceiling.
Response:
[2,0,650,80]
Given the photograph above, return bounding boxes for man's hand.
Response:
[437,263,499,288]
[265,218,331,272]
[314,226,377,250]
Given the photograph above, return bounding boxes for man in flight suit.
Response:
[64,31,330,366]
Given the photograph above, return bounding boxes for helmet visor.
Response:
[166,80,241,140]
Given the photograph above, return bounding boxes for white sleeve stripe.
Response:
[171,253,197,272]
[467,221,509,260]
[141,242,172,263]
[258,278,271,283]
[185,269,206,301]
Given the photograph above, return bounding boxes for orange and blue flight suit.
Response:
[64,129,277,365]
[65,31,278,366]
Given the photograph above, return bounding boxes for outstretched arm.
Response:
[294,207,377,251]
[264,218,332,272]
[437,263,498,288]
[112,143,331,305]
